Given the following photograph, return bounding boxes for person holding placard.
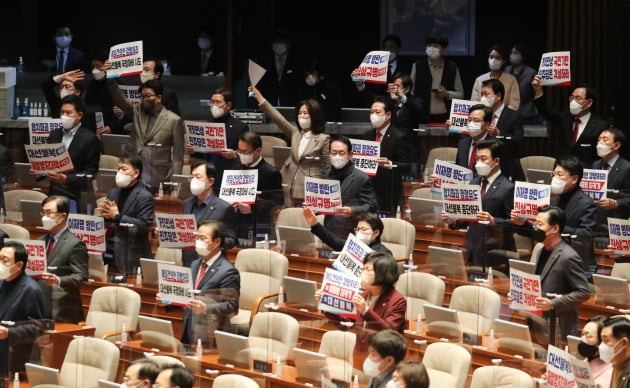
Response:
[455,104,494,176]
[470,45,520,111]
[532,75,608,167]
[600,315,630,387]
[576,315,613,388]
[249,85,330,206]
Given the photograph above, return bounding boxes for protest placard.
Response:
[67,214,106,253]
[448,99,477,134]
[332,234,372,278]
[303,176,342,215]
[118,85,141,105]
[95,112,104,134]
[538,51,571,86]
[106,41,143,78]
[546,345,575,387]
[155,213,197,249]
[5,238,47,278]
[350,139,379,176]
[28,117,61,145]
[219,170,258,204]
[608,217,630,256]
[431,160,473,196]
[569,355,596,388]
[509,268,542,311]
[318,267,361,315]
[441,182,482,222]
[352,51,390,84]
[157,263,193,307]
[580,169,608,201]
[513,181,551,222]
[184,120,227,153]
[25,143,74,174]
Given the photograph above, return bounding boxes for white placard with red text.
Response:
[608,217,630,256]
[580,169,608,201]
[545,345,575,387]
[448,99,477,134]
[431,160,473,196]
[513,181,551,222]
[509,268,542,311]
[25,143,74,174]
[318,267,361,315]
[157,263,193,307]
[184,120,227,153]
[350,139,380,176]
[441,182,482,222]
[118,85,141,105]
[67,214,107,253]
[106,41,143,78]
[5,238,47,278]
[28,117,61,145]
[538,51,571,86]
[332,233,372,278]
[569,354,596,388]
[303,176,342,215]
[219,170,258,204]
[155,213,197,249]
[352,51,390,84]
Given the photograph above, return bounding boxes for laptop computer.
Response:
[102,134,131,157]
[508,259,537,275]
[140,258,176,286]
[25,362,61,386]
[137,315,178,352]
[592,274,630,306]
[423,304,462,341]
[407,197,444,224]
[98,379,121,388]
[526,168,552,185]
[8,162,48,189]
[276,225,317,254]
[292,347,329,383]
[170,174,192,200]
[20,198,43,225]
[214,329,251,367]
[283,275,318,309]
[88,252,108,282]
[493,318,534,358]
[428,245,467,279]
[94,168,117,195]
[272,146,292,170]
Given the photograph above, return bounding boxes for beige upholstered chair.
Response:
[425,147,458,174]
[470,365,534,388]
[4,189,47,221]
[0,223,30,239]
[423,342,471,388]
[410,187,442,200]
[261,135,288,169]
[213,374,260,388]
[148,355,185,368]
[248,312,299,361]
[231,249,289,334]
[449,285,501,335]
[84,286,141,340]
[380,218,415,258]
[274,207,323,251]
[98,155,119,170]
[155,247,183,266]
[318,330,356,382]
[520,155,556,182]
[395,272,445,319]
[59,337,120,388]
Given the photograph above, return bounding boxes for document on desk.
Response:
[509,268,541,311]
[157,263,193,307]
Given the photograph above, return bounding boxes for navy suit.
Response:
[181,193,238,266]
[182,253,240,344]
[56,46,87,73]
[593,156,630,224]
[495,106,525,181]
[105,182,155,274]
[256,52,301,107]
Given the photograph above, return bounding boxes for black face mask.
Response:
[531,227,546,243]
[578,340,599,360]
[141,100,155,113]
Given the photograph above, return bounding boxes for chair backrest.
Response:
[612,261,630,281]
[529,242,544,264]
[410,187,442,200]
[213,374,260,388]
[0,223,30,240]
[426,147,458,174]
[59,337,120,388]
[99,155,119,170]
[276,207,313,229]
[395,272,445,319]
[148,355,185,368]
[423,342,471,388]
[319,330,356,365]
[470,365,534,388]
[449,285,501,334]
[261,135,288,161]
[248,312,300,360]
[4,189,47,220]
[519,156,556,176]
[155,247,183,267]
[380,218,415,258]
[85,286,141,338]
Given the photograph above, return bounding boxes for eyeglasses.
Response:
[330,151,348,157]
[362,266,374,272]
[40,210,59,217]
[354,227,372,233]
[141,94,157,100]
[551,171,571,178]
[568,95,587,102]
[236,149,256,155]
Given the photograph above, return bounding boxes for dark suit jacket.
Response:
[593,156,630,222]
[181,193,238,266]
[56,46,88,73]
[298,78,343,122]
[456,133,516,181]
[256,52,301,107]
[182,253,240,344]
[495,106,525,181]
[38,228,88,323]
[105,182,155,274]
[534,96,608,166]
[363,125,411,213]
[310,223,392,255]
[47,125,100,212]
[534,240,591,339]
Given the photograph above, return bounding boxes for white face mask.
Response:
[298,118,311,129]
[0,263,14,280]
[385,380,403,388]
[510,53,522,66]
[467,121,483,137]
[198,37,212,50]
[356,231,373,245]
[189,178,208,196]
[41,215,59,231]
[195,239,211,257]
[599,340,623,363]
[119,383,140,388]
[426,46,441,60]
[210,105,225,119]
[360,271,375,289]
[56,36,72,49]
[330,155,349,169]
[115,172,133,188]
[238,152,255,166]
[550,176,567,195]
[597,143,613,158]
[475,161,493,177]
[60,115,76,130]
[569,99,585,116]
[480,96,495,108]
[305,75,317,87]
[140,71,154,84]
[92,68,105,81]
[272,43,288,56]
[60,88,73,99]
[488,58,503,71]
[370,114,387,129]
[362,357,382,377]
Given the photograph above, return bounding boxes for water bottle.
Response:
[487,267,493,285]
[13,372,19,388]
[196,338,203,359]
[136,267,142,285]
[352,375,359,388]
[16,57,24,73]
[395,205,401,219]
[21,98,29,117]
[278,285,284,304]
[13,98,20,118]
[121,323,128,344]
[43,103,49,117]
[158,182,163,199]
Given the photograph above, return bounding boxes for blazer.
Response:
[38,228,88,323]
[181,193,238,267]
[456,133,496,175]
[106,182,155,274]
[258,100,330,202]
[297,78,343,122]
[310,223,392,255]
[256,52,301,107]
[363,125,411,213]
[182,253,240,344]
[495,106,525,181]
[56,46,87,73]
[534,96,608,166]
[533,240,590,339]
[593,156,630,221]
[47,125,100,212]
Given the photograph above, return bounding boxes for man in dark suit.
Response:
[362,96,411,214]
[532,75,608,167]
[442,139,515,266]
[481,78,525,181]
[97,155,154,275]
[592,128,630,229]
[0,242,48,379]
[181,220,240,344]
[256,31,300,107]
[37,94,100,213]
[323,136,378,238]
[38,195,88,323]
[455,104,495,179]
[188,88,249,194]
[232,131,284,241]
[530,206,591,340]
[181,161,237,267]
[53,25,87,73]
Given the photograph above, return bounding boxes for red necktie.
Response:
[194,262,208,289]
[47,236,55,258]
[571,118,581,146]
[481,178,489,198]
[468,141,478,169]
[376,131,382,143]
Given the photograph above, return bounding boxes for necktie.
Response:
[376,131,382,143]
[194,262,208,289]
[481,178,489,198]
[571,118,581,146]
[469,141,478,169]
[200,53,206,73]
[603,162,610,171]
[492,114,498,126]
[47,236,55,258]
[57,49,64,73]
